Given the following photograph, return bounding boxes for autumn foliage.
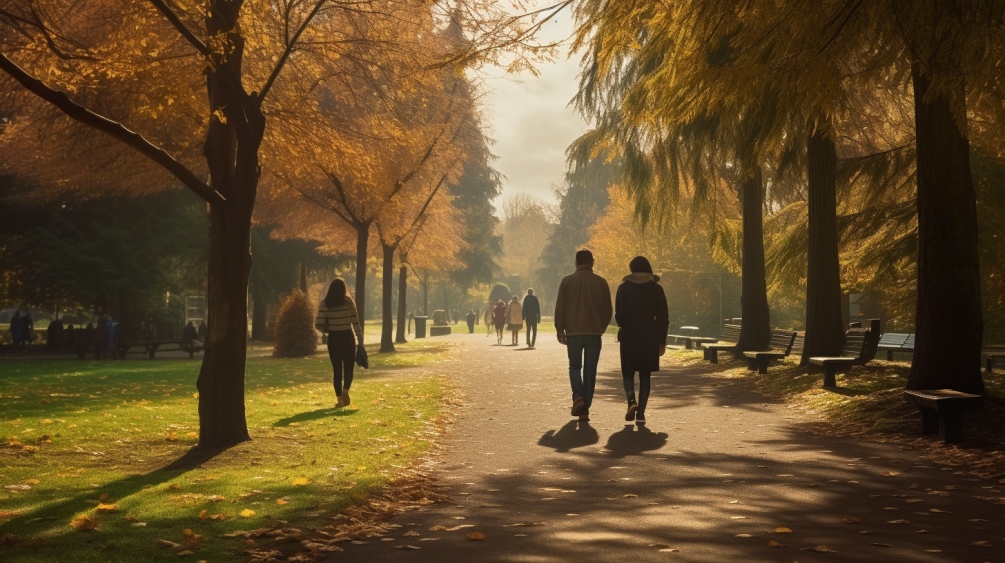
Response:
[272,290,317,359]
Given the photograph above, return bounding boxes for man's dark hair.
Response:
[575,249,594,265]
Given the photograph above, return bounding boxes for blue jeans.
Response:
[567,335,602,409]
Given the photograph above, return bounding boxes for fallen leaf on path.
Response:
[805,546,836,552]
[465,532,485,540]
[768,540,785,547]
[503,522,544,527]
[735,534,752,538]
[886,519,909,524]
[871,542,892,547]
[623,494,638,498]
[649,543,671,549]
[774,527,793,534]
[971,541,992,547]
[841,516,859,524]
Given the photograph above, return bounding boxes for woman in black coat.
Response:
[615,256,670,423]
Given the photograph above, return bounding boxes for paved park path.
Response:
[327,332,1003,562]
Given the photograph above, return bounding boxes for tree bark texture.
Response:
[737,167,771,352]
[380,243,396,352]
[801,127,846,365]
[355,224,370,329]
[396,263,408,344]
[907,63,984,394]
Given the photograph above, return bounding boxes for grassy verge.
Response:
[682,350,1005,476]
[0,338,452,562]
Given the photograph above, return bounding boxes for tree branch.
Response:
[0,52,224,206]
[258,0,327,101]
[148,0,209,55]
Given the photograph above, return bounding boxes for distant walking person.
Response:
[9,311,26,354]
[484,306,493,337]
[522,288,541,348]
[492,299,507,345]
[505,295,523,345]
[555,249,612,422]
[315,278,364,408]
[615,256,669,425]
[466,310,477,333]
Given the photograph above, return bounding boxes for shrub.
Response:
[273,290,318,358]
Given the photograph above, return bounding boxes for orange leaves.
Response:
[70,515,98,531]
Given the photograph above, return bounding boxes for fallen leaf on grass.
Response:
[96,503,118,513]
[465,532,485,540]
[239,509,255,518]
[292,478,310,486]
[70,516,98,531]
[276,498,289,505]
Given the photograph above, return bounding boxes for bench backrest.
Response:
[842,328,871,359]
[720,324,742,341]
[878,332,910,347]
[790,332,805,356]
[769,330,798,354]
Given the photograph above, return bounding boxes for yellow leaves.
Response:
[192,392,199,399]
[96,503,119,513]
[212,109,228,125]
[71,515,98,531]
[292,477,310,486]
[199,509,228,521]
[276,498,290,505]
[239,509,256,518]
[166,432,178,442]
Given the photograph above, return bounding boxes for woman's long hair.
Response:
[324,278,348,308]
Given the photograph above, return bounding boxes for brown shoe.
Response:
[571,397,586,416]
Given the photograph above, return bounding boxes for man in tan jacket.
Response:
[555,249,612,421]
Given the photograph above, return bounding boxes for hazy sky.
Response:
[481,7,588,212]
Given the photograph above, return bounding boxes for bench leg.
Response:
[886,350,893,361]
[709,350,718,364]
[685,339,693,350]
[987,357,994,374]
[919,408,939,435]
[757,358,769,375]
[823,366,837,388]
[746,357,757,371]
[939,412,965,444]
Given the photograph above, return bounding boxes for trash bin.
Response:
[415,316,429,338]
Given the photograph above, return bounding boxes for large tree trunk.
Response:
[737,166,771,352]
[801,126,846,365]
[396,262,408,344]
[354,224,370,328]
[907,63,983,393]
[379,243,396,352]
[195,0,262,447]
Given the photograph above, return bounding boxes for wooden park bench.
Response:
[667,326,719,350]
[808,327,876,387]
[903,389,983,443]
[985,347,1005,373]
[702,324,742,363]
[876,332,915,360]
[743,329,798,374]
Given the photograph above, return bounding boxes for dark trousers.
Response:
[526,322,538,346]
[623,370,652,414]
[327,330,356,394]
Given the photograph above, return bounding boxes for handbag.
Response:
[355,344,369,369]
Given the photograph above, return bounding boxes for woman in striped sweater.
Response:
[315,278,364,408]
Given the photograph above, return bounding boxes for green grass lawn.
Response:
[0,338,452,562]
